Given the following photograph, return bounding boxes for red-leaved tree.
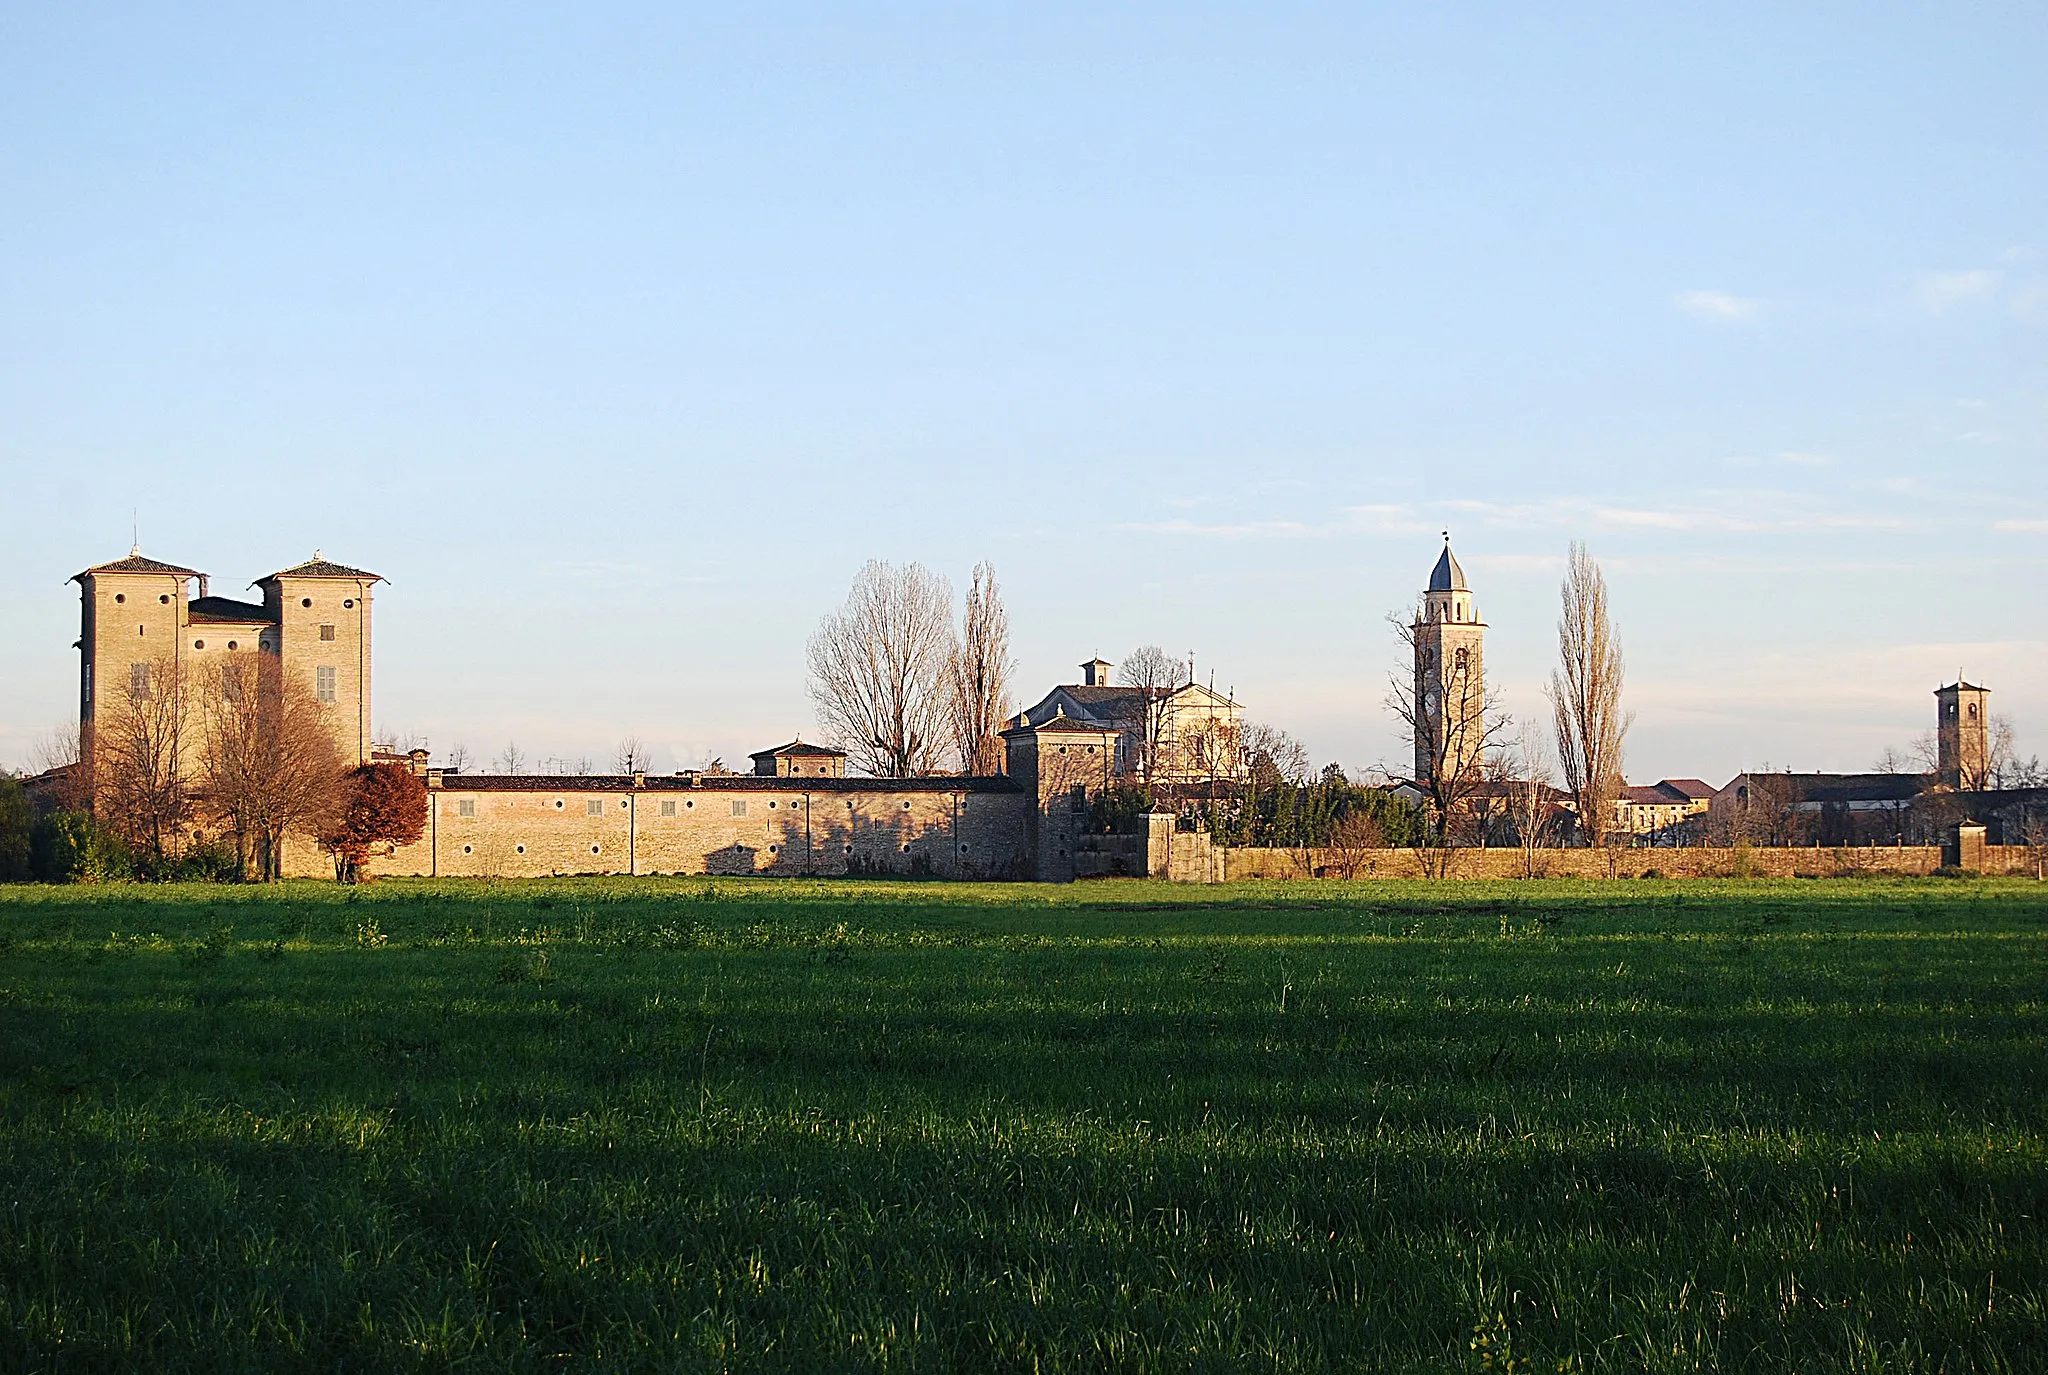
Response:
[323,762,429,883]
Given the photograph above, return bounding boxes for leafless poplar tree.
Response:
[95,653,189,862]
[1507,724,1558,878]
[197,651,346,880]
[947,562,1012,775]
[1548,542,1632,847]
[445,743,472,774]
[1386,612,1510,866]
[494,742,525,775]
[1118,645,1184,783]
[808,560,957,777]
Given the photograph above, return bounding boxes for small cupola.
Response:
[1081,657,1112,687]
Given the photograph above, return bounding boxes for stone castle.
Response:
[59,541,2015,879]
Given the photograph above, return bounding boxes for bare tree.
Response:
[807,560,956,777]
[27,721,88,811]
[947,563,1013,775]
[1548,542,1632,847]
[1324,809,1385,880]
[197,651,347,880]
[1118,645,1184,783]
[494,741,525,775]
[445,743,472,774]
[95,653,189,863]
[2020,807,2048,881]
[1505,724,1557,877]
[615,735,648,774]
[1386,612,1510,870]
[1986,715,2022,790]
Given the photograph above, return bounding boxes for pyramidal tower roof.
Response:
[1427,536,1467,593]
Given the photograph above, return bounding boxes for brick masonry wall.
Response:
[349,783,1034,880]
[1207,844,2041,880]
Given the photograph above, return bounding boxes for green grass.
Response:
[1,876,2044,1372]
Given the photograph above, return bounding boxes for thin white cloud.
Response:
[1995,519,2048,533]
[1125,491,1911,542]
[1674,289,1759,320]
[1775,450,1830,467]
[1915,269,1998,312]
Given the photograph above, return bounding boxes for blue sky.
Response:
[3,3,2043,782]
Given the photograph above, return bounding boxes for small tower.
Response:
[1000,709,1118,882]
[1935,680,1991,790]
[255,554,383,768]
[71,548,203,794]
[1412,535,1486,784]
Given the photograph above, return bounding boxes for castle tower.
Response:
[1412,536,1487,783]
[71,548,203,790]
[256,555,382,768]
[1000,709,1117,882]
[1935,680,1990,790]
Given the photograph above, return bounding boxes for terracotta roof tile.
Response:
[261,557,382,582]
[72,553,200,581]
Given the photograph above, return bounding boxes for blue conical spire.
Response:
[1428,533,1467,593]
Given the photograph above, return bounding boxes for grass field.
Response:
[1,876,2044,1372]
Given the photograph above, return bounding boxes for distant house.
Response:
[1615,779,1716,837]
[748,739,848,778]
[1011,657,1244,785]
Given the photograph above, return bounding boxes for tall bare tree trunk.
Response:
[948,563,1013,775]
[1549,542,1632,847]
[1118,645,1183,784]
[197,651,345,881]
[808,560,957,777]
[95,653,188,865]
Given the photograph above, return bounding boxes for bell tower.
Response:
[1412,535,1486,783]
[1935,680,1990,790]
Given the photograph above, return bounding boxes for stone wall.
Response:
[343,777,1034,880]
[1197,843,2042,881]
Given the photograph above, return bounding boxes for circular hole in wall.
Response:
[462,844,473,855]
[114,594,125,603]
[301,598,312,608]
[193,640,204,650]
[591,845,600,855]
[159,594,170,604]
[343,599,354,608]
[515,844,526,854]
[227,641,237,650]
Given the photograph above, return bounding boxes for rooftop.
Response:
[72,549,200,581]
[431,773,1022,794]
[188,595,276,625]
[750,740,847,760]
[260,554,383,583]
[1427,538,1468,593]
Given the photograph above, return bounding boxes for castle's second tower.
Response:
[1935,680,1990,790]
[257,555,382,768]
[1412,537,1486,783]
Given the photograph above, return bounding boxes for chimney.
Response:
[196,575,209,599]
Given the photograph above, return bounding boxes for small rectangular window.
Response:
[319,624,337,642]
[458,799,476,817]
[129,662,150,699]
[660,800,677,817]
[586,799,603,816]
[315,666,337,703]
[731,799,747,817]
